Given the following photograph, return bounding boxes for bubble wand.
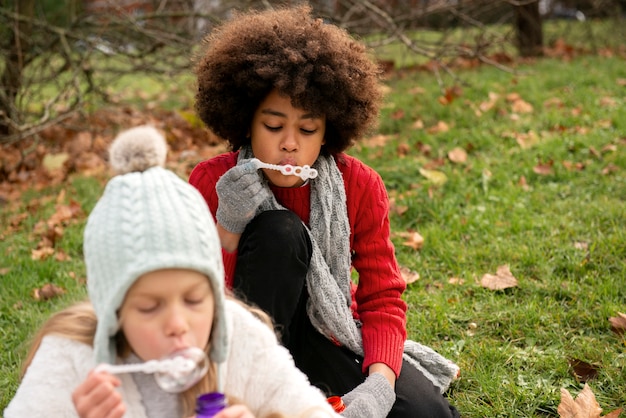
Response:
[251,158,318,181]
[95,347,209,393]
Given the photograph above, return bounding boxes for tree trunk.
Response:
[0,0,35,139]
[514,1,544,57]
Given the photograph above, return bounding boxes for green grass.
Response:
[353,53,626,416]
[2,38,625,418]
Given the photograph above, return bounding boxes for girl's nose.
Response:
[165,306,189,336]
[280,128,298,152]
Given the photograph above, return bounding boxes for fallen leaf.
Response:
[412,119,424,129]
[518,175,530,191]
[391,109,405,120]
[568,358,601,383]
[426,120,450,134]
[533,160,554,175]
[397,143,411,156]
[448,147,467,164]
[556,384,621,418]
[419,168,448,186]
[601,164,619,176]
[479,92,499,112]
[609,312,626,335]
[480,265,518,290]
[511,99,534,114]
[32,283,66,301]
[31,247,55,260]
[397,231,425,250]
[573,241,589,251]
[42,152,70,172]
[361,134,394,148]
[399,266,420,284]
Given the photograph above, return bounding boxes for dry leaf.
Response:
[42,152,70,172]
[480,265,518,290]
[609,312,626,335]
[419,168,448,186]
[412,119,424,129]
[558,384,601,418]
[479,92,499,112]
[31,247,55,260]
[397,231,425,250]
[448,147,467,164]
[556,384,621,418]
[397,143,411,156]
[511,99,534,114]
[518,175,530,191]
[32,283,66,301]
[568,358,601,383]
[533,160,554,175]
[361,134,394,148]
[426,120,450,134]
[399,266,420,284]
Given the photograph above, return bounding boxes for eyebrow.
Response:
[260,109,321,120]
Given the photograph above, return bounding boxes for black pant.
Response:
[233,210,459,418]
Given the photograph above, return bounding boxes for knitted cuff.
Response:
[341,373,395,418]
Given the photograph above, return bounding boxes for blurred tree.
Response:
[0,0,622,144]
[515,0,544,57]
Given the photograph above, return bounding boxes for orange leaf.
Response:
[399,266,420,284]
[32,283,66,301]
[557,384,602,418]
[31,247,55,261]
[480,265,518,290]
[533,160,554,175]
[448,147,467,164]
[426,120,450,134]
[609,312,626,335]
[397,231,425,250]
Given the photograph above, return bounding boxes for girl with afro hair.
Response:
[189,5,460,418]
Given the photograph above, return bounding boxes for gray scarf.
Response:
[238,147,459,393]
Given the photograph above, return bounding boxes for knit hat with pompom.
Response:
[84,125,228,367]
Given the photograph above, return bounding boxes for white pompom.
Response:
[109,125,168,174]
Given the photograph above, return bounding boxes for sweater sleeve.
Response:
[4,335,93,417]
[189,152,239,288]
[341,156,407,377]
[223,300,340,418]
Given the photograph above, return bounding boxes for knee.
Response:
[243,210,311,258]
[390,361,460,418]
[392,392,458,418]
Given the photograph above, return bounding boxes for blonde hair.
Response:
[20,295,277,417]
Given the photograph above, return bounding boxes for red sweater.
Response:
[189,152,407,376]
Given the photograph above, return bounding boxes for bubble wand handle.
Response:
[251,158,318,181]
[95,356,196,376]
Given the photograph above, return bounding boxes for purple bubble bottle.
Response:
[195,392,227,417]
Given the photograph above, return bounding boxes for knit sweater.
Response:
[4,299,339,418]
[189,152,407,376]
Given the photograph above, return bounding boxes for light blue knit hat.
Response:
[84,125,228,366]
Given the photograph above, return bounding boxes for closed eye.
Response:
[264,124,281,132]
[185,298,205,305]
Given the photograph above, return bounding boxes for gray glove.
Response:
[341,373,396,418]
[216,159,270,233]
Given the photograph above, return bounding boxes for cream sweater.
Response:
[5,300,338,418]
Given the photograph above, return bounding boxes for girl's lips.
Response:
[278,158,298,166]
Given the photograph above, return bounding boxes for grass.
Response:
[2,29,626,417]
[355,53,626,416]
